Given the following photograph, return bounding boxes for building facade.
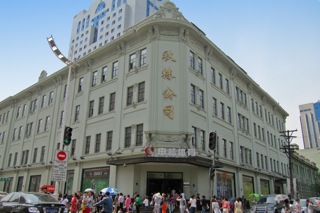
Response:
[69,0,168,61]
[0,2,308,199]
[291,152,319,198]
[299,101,320,149]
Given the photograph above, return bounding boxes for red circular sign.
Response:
[57,150,67,161]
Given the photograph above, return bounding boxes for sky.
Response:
[0,0,319,148]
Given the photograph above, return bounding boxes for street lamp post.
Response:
[47,35,74,197]
[280,129,298,200]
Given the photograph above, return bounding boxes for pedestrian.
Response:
[125,195,131,213]
[211,197,220,213]
[94,191,114,213]
[70,192,79,213]
[143,196,149,213]
[162,199,168,213]
[119,193,125,213]
[135,194,142,213]
[200,195,208,213]
[176,193,186,213]
[189,195,197,213]
[61,194,70,212]
[234,197,243,213]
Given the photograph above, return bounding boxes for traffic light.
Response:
[209,132,217,150]
[63,126,73,146]
[209,167,216,180]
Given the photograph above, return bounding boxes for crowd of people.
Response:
[55,190,252,213]
[55,190,320,213]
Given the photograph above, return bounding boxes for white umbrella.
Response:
[274,194,289,202]
[84,188,95,193]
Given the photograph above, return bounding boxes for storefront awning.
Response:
[106,156,214,167]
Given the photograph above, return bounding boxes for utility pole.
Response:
[280,129,298,200]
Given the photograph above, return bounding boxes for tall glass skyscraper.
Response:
[299,101,320,149]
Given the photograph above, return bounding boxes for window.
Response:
[30,99,38,112]
[192,126,197,148]
[223,139,227,157]
[138,82,145,102]
[41,95,46,108]
[40,146,45,162]
[127,86,133,106]
[48,91,54,105]
[98,97,104,114]
[8,154,12,167]
[227,107,232,123]
[75,105,80,122]
[112,61,118,79]
[212,98,217,116]
[109,92,115,111]
[63,84,67,99]
[12,128,17,141]
[256,152,260,168]
[44,116,50,131]
[106,131,113,151]
[199,89,204,109]
[125,127,131,148]
[22,104,27,116]
[33,148,38,163]
[95,133,101,153]
[140,48,147,66]
[225,79,230,94]
[92,71,97,87]
[18,126,23,139]
[191,84,196,104]
[200,130,205,151]
[211,67,216,84]
[219,73,223,89]
[25,122,33,137]
[129,53,136,70]
[78,77,84,93]
[71,140,76,157]
[89,100,94,118]
[198,57,203,74]
[13,153,17,166]
[37,119,42,133]
[136,124,143,146]
[189,51,195,69]
[85,136,91,154]
[220,102,225,120]
[59,111,64,127]
[101,66,107,82]
[16,106,21,118]
[229,142,234,160]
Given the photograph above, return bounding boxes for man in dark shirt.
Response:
[94,191,113,213]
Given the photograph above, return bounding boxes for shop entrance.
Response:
[147,172,183,196]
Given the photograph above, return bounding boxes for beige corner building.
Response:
[1,2,313,199]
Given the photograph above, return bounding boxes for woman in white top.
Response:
[307,198,319,213]
[189,195,197,213]
[176,193,186,213]
[211,198,220,213]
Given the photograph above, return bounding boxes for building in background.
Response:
[69,0,168,61]
[299,101,320,149]
[2,1,317,198]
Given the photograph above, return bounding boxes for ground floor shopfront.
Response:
[0,157,286,199]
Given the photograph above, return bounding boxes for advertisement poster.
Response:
[216,171,235,199]
[82,167,110,193]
